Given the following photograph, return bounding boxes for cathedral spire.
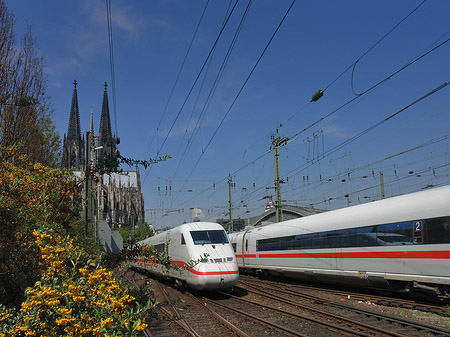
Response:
[62,79,85,169]
[89,106,94,135]
[67,79,82,142]
[99,81,114,157]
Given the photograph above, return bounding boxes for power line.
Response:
[286,81,450,181]
[144,0,211,159]
[150,2,450,223]
[325,0,427,93]
[158,0,248,210]
[287,34,450,142]
[142,0,240,184]
[106,0,118,136]
[236,82,450,211]
[169,0,254,184]
[172,0,297,208]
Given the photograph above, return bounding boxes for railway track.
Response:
[123,268,246,337]
[236,276,450,336]
[239,274,450,318]
[119,268,450,336]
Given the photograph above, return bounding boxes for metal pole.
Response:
[85,131,90,235]
[380,171,385,199]
[228,175,233,233]
[274,142,283,223]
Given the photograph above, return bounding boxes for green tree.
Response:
[120,222,154,247]
[0,0,60,167]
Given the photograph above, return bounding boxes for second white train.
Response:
[230,186,450,299]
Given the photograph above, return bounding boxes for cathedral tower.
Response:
[62,80,85,169]
[99,82,115,159]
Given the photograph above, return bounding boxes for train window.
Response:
[232,242,237,252]
[245,239,248,252]
[382,222,414,245]
[356,226,377,247]
[181,234,186,245]
[190,230,229,245]
[153,243,165,253]
[423,216,450,244]
[256,216,450,252]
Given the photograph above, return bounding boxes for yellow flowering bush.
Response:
[0,229,151,336]
[0,146,82,306]
[0,147,153,336]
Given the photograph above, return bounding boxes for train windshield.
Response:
[190,230,229,245]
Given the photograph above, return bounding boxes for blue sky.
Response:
[7,0,450,228]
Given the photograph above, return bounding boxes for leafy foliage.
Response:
[0,147,153,335]
[95,153,171,175]
[0,0,60,167]
[0,146,81,306]
[119,222,154,247]
[0,230,151,336]
[126,242,209,273]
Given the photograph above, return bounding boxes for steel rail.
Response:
[153,279,201,337]
[235,283,409,337]
[205,298,311,337]
[187,294,251,337]
[240,280,450,336]
[128,270,198,337]
[242,275,449,316]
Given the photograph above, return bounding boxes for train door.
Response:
[242,230,254,267]
[232,233,244,267]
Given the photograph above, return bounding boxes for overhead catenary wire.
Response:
[280,1,428,128]
[168,0,254,184]
[159,0,251,213]
[150,2,450,224]
[289,35,450,144]
[106,0,118,136]
[286,133,450,202]
[170,0,297,209]
[324,0,427,93]
[204,1,450,202]
[232,82,450,212]
[166,58,450,219]
[144,0,240,181]
[144,0,211,159]
[282,82,450,197]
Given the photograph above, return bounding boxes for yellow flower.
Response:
[0,312,12,322]
[73,295,86,302]
[56,317,75,326]
[79,268,89,276]
[101,317,113,329]
[60,308,72,315]
[136,321,148,332]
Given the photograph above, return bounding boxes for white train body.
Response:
[229,186,450,298]
[129,222,239,291]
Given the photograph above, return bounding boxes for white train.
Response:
[128,222,239,291]
[229,186,450,299]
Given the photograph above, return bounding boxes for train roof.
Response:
[136,221,226,245]
[245,185,450,236]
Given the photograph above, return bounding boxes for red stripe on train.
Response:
[255,250,450,259]
[171,260,239,275]
[189,269,239,275]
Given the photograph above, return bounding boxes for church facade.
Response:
[62,80,145,229]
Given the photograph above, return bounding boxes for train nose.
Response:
[190,262,239,291]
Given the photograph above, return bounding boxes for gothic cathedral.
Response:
[62,80,145,229]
